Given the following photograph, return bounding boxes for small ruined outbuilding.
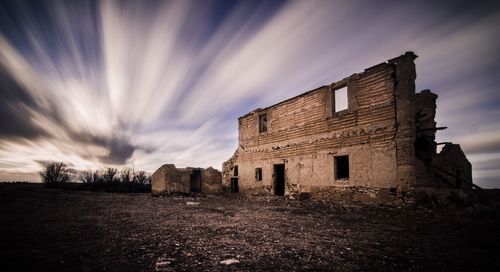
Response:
[223,52,473,201]
[151,164,223,195]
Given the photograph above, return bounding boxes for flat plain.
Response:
[1,183,499,272]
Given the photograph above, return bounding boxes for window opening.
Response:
[259,113,268,133]
[255,168,262,181]
[335,155,349,179]
[334,86,348,112]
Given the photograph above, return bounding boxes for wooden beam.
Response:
[417,126,447,132]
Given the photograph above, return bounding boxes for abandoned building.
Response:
[151,164,223,195]
[223,52,473,201]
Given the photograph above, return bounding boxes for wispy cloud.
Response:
[0,0,499,188]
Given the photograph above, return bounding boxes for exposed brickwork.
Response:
[224,52,472,201]
[152,164,223,195]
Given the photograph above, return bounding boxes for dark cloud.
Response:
[0,64,145,165]
[0,64,67,141]
[34,160,74,168]
[68,131,142,165]
[0,66,142,165]
[0,67,47,138]
[98,137,136,165]
[0,63,140,165]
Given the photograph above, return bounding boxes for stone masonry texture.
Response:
[223,52,472,202]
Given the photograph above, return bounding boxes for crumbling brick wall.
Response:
[152,164,223,195]
[202,167,224,193]
[415,90,438,161]
[222,149,238,189]
[430,144,472,193]
[152,164,187,194]
[413,90,473,195]
[223,52,472,200]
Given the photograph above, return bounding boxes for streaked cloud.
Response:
[0,0,499,188]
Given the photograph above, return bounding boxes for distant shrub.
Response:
[93,170,103,183]
[79,168,150,193]
[120,168,132,183]
[82,170,102,184]
[82,171,94,184]
[103,168,118,184]
[40,162,70,187]
[134,171,148,185]
[42,165,150,193]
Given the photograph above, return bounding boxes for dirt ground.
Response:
[1,183,499,272]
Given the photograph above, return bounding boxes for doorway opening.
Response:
[189,170,202,193]
[273,164,285,196]
[230,177,239,193]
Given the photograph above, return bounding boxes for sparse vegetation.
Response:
[40,162,150,193]
[80,168,151,193]
[82,171,94,184]
[103,168,118,184]
[134,171,148,185]
[39,162,71,187]
[120,168,132,183]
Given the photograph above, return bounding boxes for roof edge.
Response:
[238,51,417,119]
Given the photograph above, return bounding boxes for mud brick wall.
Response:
[152,164,190,194]
[415,89,438,161]
[389,53,418,189]
[222,150,238,188]
[428,144,473,192]
[225,53,419,196]
[202,167,224,193]
[152,164,223,195]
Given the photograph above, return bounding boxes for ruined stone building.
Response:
[152,164,223,195]
[223,52,472,201]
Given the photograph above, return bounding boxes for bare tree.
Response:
[120,168,132,183]
[82,171,94,183]
[103,168,117,184]
[82,170,102,183]
[39,162,70,185]
[93,170,102,183]
[134,171,147,185]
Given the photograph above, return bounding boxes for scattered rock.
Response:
[220,258,240,265]
[155,257,174,271]
[186,201,200,206]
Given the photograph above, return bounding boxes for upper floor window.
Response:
[259,113,268,133]
[334,86,348,113]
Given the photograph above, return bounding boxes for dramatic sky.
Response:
[0,0,499,188]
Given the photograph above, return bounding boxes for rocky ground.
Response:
[1,183,499,272]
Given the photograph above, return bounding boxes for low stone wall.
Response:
[152,164,223,195]
[309,186,416,205]
[203,167,224,193]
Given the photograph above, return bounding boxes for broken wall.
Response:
[152,164,188,194]
[413,90,473,194]
[422,144,473,192]
[415,90,438,161]
[225,53,418,197]
[151,164,223,195]
[202,167,224,193]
